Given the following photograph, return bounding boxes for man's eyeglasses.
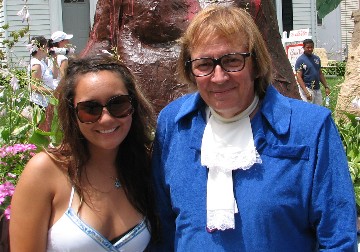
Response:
[186,52,251,77]
[75,95,134,124]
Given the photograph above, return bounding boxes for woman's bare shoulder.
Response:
[19,151,67,187]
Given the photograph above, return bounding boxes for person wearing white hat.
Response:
[48,31,75,87]
[51,31,73,43]
[27,36,58,108]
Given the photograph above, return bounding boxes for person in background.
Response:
[27,36,58,108]
[150,5,357,251]
[295,38,331,105]
[48,31,75,87]
[10,54,159,251]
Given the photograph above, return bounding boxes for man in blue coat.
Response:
[151,5,357,252]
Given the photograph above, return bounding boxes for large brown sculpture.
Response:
[82,0,299,113]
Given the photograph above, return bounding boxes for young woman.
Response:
[10,54,158,251]
[48,31,75,87]
[28,36,58,108]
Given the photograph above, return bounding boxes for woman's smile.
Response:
[97,127,119,134]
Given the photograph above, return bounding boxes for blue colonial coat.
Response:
[151,85,357,252]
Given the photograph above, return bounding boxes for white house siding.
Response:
[317,7,342,60]
[292,0,317,42]
[0,2,5,56]
[341,0,359,60]
[1,0,355,65]
[290,0,344,61]
[2,0,51,68]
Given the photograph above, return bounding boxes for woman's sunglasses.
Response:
[75,95,134,124]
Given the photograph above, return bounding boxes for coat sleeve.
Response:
[310,114,358,251]
[149,113,176,251]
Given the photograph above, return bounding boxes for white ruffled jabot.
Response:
[201,95,262,232]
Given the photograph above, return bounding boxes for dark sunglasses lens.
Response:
[108,96,133,118]
[77,101,103,123]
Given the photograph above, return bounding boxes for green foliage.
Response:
[317,0,342,19]
[336,113,360,210]
[0,0,61,164]
[0,70,31,143]
[324,76,360,211]
[334,61,346,76]
[322,61,346,76]
[323,76,343,110]
[0,69,62,148]
[0,1,63,220]
[1,26,29,55]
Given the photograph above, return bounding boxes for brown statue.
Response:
[82,0,299,113]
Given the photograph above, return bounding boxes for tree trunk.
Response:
[81,0,299,113]
[335,9,360,117]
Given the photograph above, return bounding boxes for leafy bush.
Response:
[323,77,343,110]
[0,1,63,219]
[335,61,346,76]
[0,69,61,147]
[0,66,61,219]
[322,61,346,76]
[336,113,360,211]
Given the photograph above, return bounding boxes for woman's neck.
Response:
[33,53,45,60]
[87,144,118,166]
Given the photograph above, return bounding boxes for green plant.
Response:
[0,69,62,147]
[325,76,360,211]
[1,69,32,144]
[336,113,360,211]
[322,61,346,76]
[0,0,62,148]
[335,61,346,76]
[0,1,63,223]
[323,76,344,111]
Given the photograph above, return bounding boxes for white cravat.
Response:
[201,95,262,231]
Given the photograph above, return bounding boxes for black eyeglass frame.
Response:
[185,52,251,77]
[75,95,134,124]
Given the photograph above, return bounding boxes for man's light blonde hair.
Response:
[177,5,272,98]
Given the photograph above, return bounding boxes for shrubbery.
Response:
[322,61,346,76]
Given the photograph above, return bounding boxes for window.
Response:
[282,0,293,34]
[317,14,323,26]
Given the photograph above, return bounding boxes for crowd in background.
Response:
[27,31,74,109]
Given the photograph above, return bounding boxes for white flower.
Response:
[68,47,76,54]
[0,68,10,77]
[25,9,30,20]
[17,6,30,23]
[351,97,360,110]
[17,6,25,17]
[10,77,19,91]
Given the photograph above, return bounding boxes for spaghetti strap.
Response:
[68,187,75,208]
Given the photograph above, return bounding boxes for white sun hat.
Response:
[51,31,73,43]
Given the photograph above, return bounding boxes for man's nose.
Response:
[211,64,229,83]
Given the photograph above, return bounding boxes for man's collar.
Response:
[174,85,292,136]
[260,85,291,135]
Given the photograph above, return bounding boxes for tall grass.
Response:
[324,76,344,111]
